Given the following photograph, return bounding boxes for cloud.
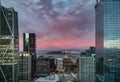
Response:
[1,0,95,50]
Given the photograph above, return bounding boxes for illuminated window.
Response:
[8,12,12,15]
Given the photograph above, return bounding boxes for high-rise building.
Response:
[63,55,72,69]
[19,53,31,82]
[48,56,55,72]
[23,33,36,78]
[56,58,63,72]
[79,56,95,82]
[36,56,50,77]
[95,0,120,82]
[0,5,19,82]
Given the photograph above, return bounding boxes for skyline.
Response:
[1,0,95,51]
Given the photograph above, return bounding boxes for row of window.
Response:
[113,0,120,1]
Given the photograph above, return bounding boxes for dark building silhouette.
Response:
[36,56,50,77]
[48,56,55,72]
[95,0,120,82]
[0,6,19,82]
[23,33,36,78]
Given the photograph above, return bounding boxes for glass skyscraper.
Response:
[23,33,36,79]
[0,5,19,82]
[19,53,31,82]
[95,0,120,82]
[79,57,95,82]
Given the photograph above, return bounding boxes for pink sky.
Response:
[2,0,95,50]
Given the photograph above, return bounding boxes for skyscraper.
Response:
[56,58,63,72]
[23,33,36,78]
[36,56,50,77]
[0,5,19,82]
[63,55,72,69]
[79,47,95,82]
[19,53,31,82]
[48,56,55,72]
[95,0,120,82]
[79,57,95,82]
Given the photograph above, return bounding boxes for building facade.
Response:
[23,33,36,78]
[0,5,19,82]
[48,56,55,72]
[63,55,72,69]
[79,56,95,82]
[19,53,31,82]
[56,58,63,72]
[95,0,120,82]
[36,56,50,77]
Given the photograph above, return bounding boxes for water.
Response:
[36,53,80,63]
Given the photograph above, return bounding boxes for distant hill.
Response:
[36,49,84,54]
[46,51,63,54]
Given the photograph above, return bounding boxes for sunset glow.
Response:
[2,0,95,50]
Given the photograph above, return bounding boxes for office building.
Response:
[60,74,72,82]
[23,33,36,78]
[95,0,120,82]
[65,64,78,74]
[35,74,60,82]
[56,58,63,72]
[36,56,50,77]
[63,55,72,69]
[19,53,31,82]
[0,5,19,82]
[79,56,95,82]
[89,47,96,54]
[48,56,55,72]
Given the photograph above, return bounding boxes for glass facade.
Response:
[23,33,36,78]
[19,53,31,82]
[79,57,95,82]
[36,56,50,77]
[95,0,120,82]
[0,6,19,82]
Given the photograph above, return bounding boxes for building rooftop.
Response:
[35,74,60,82]
[57,58,63,60]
